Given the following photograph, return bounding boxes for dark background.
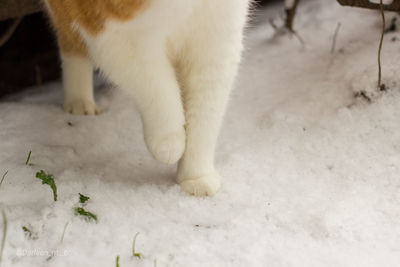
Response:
[0,0,275,98]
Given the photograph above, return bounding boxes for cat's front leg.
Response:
[61,53,99,115]
[84,34,186,164]
[178,41,243,196]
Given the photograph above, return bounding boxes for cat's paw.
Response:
[147,129,185,164]
[179,173,221,196]
[64,100,99,115]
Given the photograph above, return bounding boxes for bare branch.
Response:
[377,0,385,89]
[337,0,400,12]
[285,0,301,31]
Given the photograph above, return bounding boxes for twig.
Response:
[354,91,372,103]
[270,22,305,46]
[337,0,400,12]
[378,0,385,89]
[291,30,305,46]
[331,22,342,54]
[269,19,279,31]
[0,17,23,48]
[284,0,305,45]
[285,0,301,31]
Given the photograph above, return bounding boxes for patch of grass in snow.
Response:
[75,193,97,222]
[74,207,98,222]
[79,193,90,204]
[25,151,32,165]
[132,232,142,258]
[116,255,120,267]
[36,170,57,201]
[0,171,8,188]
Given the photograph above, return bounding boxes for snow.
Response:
[1,0,400,266]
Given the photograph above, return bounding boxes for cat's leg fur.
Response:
[61,53,98,115]
[52,21,98,115]
[81,30,186,164]
[177,55,239,196]
[177,2,248,196]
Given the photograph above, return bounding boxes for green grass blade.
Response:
[60,222,69,243]
[0,171,8,188]
[35,170,57,201]
[25,151,32,165]
[0,210,7,267]
[132,232,142,258]
[74,207,97,222]
[116,255,120,267]
[79,193,90,204]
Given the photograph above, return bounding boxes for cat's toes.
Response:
[147,129,185,164]
[64,100,99,115]
[179,173,221,196]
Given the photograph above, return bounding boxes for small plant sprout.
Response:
[75,193,97,222]
[79,193,90,204]
[116,255,120,267]
[132,232,143,258]
[36,170,57,201]
[74,207,97,222]
[25,151,32,165]
[0,171,8,188]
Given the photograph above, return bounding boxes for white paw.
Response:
[64,100,99,115]
[179,173,221,196]
[146,129,185,164]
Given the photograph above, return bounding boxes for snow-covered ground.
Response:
[1,1,400,266]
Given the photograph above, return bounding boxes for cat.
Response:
[43,0,251,196]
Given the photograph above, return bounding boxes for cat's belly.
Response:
[70,0,249,71]
[75,0,200,51]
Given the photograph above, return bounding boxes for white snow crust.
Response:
[1,1,400,266]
